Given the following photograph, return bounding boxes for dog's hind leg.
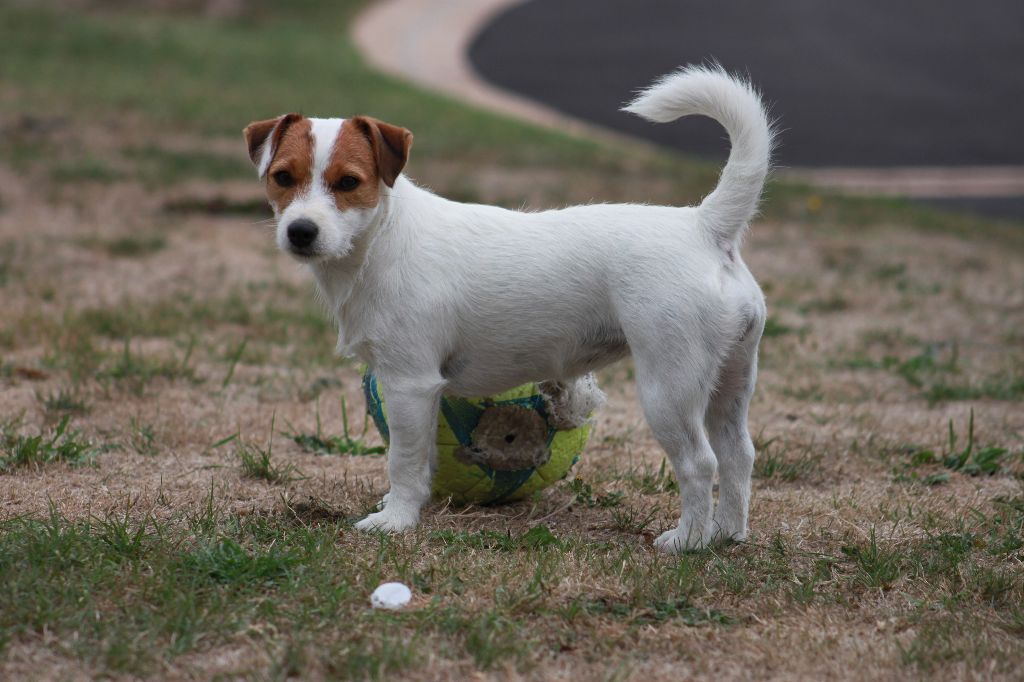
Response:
[706,324,761,543]
[355,373,443,533]
[634,355,719,553]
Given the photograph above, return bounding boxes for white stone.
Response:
[370,582,412,610]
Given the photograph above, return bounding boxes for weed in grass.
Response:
[221,337,247,388]
[177,536,299,586]
[43,332,105,381]
[237,418,304,484]
[519,524,562,550]
[567,477,623,508]
[941,411,1010,475]
[127,417,159,456]
[842,529,902,590]
[0,415,101,472]
[894,410,1013,484]
[610,505,660,535]
[287,395,384,456]
[787,573,822,605]
[37,386,90,415]
[753,437,820,481]
[99,338,197,393]
[621,458,679,494]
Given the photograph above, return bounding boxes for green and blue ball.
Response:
[362,370,591,505]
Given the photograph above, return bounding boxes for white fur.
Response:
[271,65,774,551]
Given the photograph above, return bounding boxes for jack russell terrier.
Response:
[243,65,773,552]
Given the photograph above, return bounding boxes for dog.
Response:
[243,65,773,552]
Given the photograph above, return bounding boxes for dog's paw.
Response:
[355,507,418,533]
[653,527,709,553]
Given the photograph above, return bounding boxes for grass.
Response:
[98,337,197,393]
[37,387,91,416]
[0,416,101,472]
[1,1,1023,679]
[892,411,1019,485]
[79,233,168,258]
[837,343,1024,404]
[287,396,385,456]
[752,437,821,482]
[0,491,1019,677]
[236,419,305,485]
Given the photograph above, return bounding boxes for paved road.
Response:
[469,0,1024,217]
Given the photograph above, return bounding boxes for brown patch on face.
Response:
[263,118,313,213]
[321,118,383,211]
[242,113,301,167]
[351,116,413,188]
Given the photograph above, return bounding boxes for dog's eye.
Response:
[333,175,360,192]
[272,170,295,188]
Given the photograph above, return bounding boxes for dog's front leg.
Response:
[355,374,442,533]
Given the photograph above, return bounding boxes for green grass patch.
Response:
[762,315,796,337]
[123,144,253,185]
[0,415,101,472]
[430,524,564,553]
[287,395,384,456]
[79,233,168,258]
[49,156,124,183]
[236,421,305,484]
[618,458,679,494]
[837,343,1024,404]
[98,337,197,392]
[567,476,624,508]
[892,410,1018,484]
[37,387,91,416]
[580,596,732,626]
[753,437,820,482]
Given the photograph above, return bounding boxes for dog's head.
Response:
[243,115,412,261]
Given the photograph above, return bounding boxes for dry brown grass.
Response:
[2,115,1022,679]
[1,3,1022,680]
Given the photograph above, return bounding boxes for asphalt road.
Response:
[469,0,1024,217]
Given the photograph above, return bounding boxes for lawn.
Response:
[0,1,1022,680]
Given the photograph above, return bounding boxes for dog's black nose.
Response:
[287,218,319,249]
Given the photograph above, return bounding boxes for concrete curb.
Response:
[352,0,628,144]
[353,0,1024,199]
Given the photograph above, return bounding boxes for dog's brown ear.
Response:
[352,116,413,187]
[243,113,302,175]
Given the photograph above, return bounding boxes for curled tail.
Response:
[623,64,774,246]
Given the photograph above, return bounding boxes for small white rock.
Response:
[370,582,412,610]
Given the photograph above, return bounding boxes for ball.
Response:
[361,370,594,505]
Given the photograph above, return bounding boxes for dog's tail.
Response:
[623,64,774,246]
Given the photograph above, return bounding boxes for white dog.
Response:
[244,65,773,552]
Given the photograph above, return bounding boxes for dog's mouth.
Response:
[286,244,318,260]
